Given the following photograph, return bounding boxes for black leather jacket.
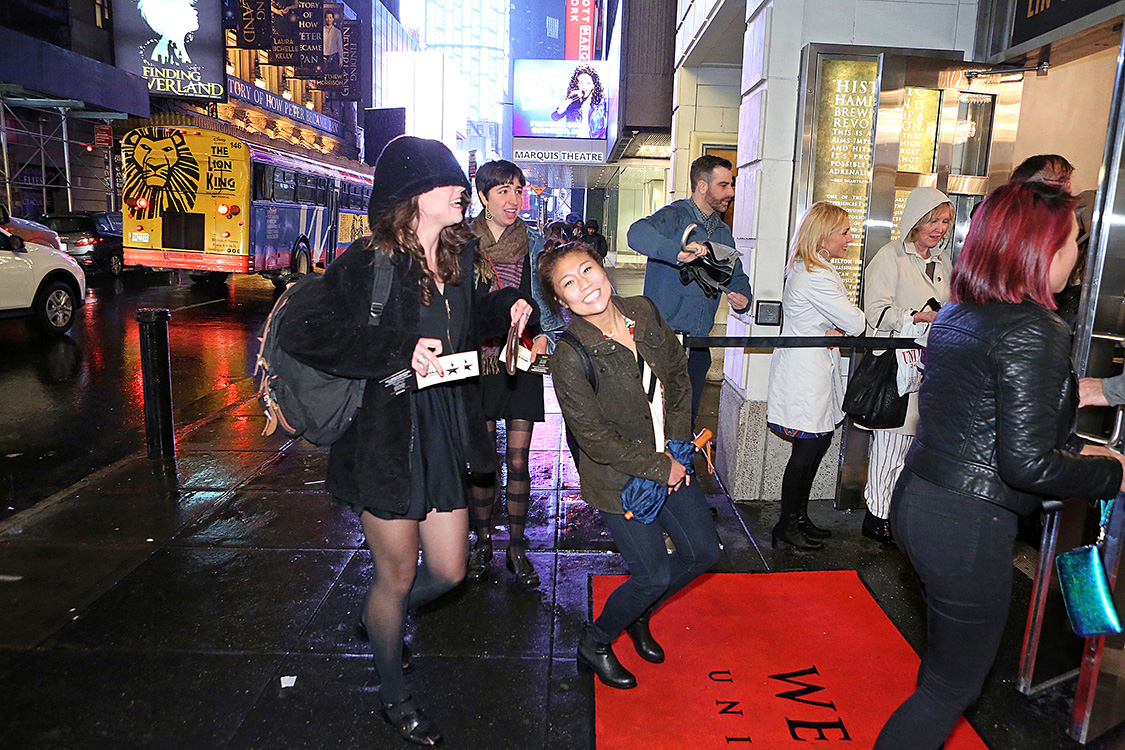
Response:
[907,301,1121,516]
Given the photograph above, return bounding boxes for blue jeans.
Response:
[591,478,721,643]
[874,469,1018,750]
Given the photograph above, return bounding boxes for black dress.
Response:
[369,285,471,521]
[478,256,546,423]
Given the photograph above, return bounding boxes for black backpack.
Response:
[255,254,393,446]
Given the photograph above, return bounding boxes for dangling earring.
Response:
[484,206,494,221]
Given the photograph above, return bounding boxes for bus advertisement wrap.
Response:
[512,60,612,140]
[112,0,227,101]
[121,127,372,281]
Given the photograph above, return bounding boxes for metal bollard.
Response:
[135,307,175,459]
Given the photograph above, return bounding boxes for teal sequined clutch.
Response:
[1058,544,1122,638]
[1057,497,1123,638]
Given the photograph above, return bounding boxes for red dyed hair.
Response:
[951,182,1078,309]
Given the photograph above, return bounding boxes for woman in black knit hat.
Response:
[280,136,535,746]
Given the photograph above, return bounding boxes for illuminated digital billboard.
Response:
[512,60,613,139]
[112,0,227,101]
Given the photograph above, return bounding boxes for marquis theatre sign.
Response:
[513,148,605,164]
[112,0,227,101]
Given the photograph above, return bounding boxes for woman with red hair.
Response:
[874,181,1125,749]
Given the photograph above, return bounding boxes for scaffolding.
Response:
[0,89,128,217]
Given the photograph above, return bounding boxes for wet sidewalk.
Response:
[0,264,1120,748]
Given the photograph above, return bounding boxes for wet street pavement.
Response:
[2,267,1125,748]
[0,271,280,520]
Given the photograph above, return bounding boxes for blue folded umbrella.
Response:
[621,439,696,524]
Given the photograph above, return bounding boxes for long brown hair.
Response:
[367,194,474,305]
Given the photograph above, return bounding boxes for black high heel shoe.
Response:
[771,520,823,551]
[577,623,636,689]
[624,613,664,663]
[382,695,442,746]
[797,513,832,539]
[354,618,413,673]
[466,538,493,583]
[505,537,540,587]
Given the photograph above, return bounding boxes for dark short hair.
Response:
[690,154,732,192]
[475,160,526,199]
[585,218,599,232]
[1011,154,1073,184]
[952,181,1078,309]
[535,238,603,315]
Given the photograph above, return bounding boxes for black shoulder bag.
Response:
[842,307,908,430]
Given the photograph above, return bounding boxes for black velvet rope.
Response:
[682,336,920,349]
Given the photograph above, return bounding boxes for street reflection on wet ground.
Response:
[0,271,280,520]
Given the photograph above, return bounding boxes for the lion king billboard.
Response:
[113,0,227,101]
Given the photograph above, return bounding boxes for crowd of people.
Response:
[277,136,1125,748]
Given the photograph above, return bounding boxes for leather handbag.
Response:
[843,309,908,430]
[1057,496,1124,638]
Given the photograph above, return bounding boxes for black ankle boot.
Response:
[577,624,636,689]
[624,613,665,663]
[466,537,492,583]
[862,510,895,546]
[771,520,824,551]
[505,537,540,587]
[797,513,832,539]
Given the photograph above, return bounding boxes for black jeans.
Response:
[874,470,1018,750]
[591,478,721,643]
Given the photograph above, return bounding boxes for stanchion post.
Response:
[135,307,175,459]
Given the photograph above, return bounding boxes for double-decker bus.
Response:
[121,126,372,285]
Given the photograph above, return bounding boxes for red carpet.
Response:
[591,571,988,749]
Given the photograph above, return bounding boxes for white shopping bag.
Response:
[896,313,929,396]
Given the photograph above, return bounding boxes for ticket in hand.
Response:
[515,346,550,375]
[416,351,481,389]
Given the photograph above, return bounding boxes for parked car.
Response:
[40,211,125,276]
[0,226,86,335]
[0,204,62,251]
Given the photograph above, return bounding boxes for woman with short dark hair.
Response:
[280,136,534,747]
[874,181,1125,749]
[465,159,564,586]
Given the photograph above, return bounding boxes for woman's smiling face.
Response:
[550,249,611,317]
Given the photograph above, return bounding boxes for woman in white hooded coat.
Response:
[860,186,953,545]
[767,202,867,550]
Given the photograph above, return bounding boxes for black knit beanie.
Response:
[368,136,470,223]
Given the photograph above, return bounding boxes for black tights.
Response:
[469,419,533,543]
[359,509,468,705]
[774,434,832,531]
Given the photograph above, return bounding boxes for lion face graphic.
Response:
[122,128,200,220]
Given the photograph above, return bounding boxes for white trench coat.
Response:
[767,260,867,434]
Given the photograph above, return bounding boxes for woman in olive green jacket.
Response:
[540,239,720,690]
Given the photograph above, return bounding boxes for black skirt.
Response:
[479,367,545,422]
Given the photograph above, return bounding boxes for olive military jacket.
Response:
[550,295,693,514]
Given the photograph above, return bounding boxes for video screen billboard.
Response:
[112,0,227,101]
[513,60,613,139]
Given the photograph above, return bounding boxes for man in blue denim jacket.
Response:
[627,154,752,423]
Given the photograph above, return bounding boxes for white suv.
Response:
[0,226,86,335]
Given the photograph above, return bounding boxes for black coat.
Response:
[278,238,527,513]
[908,300,1121,516]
